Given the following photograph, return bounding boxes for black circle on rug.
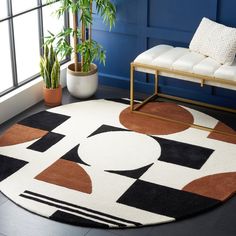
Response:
[0,98,236,228]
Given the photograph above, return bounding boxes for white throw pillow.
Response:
[189,17,236,65]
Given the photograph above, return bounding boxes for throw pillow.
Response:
[189,17,236,65]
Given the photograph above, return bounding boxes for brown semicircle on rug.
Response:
[0,124,48,147]
[119,102,194,135]
[35,159,92,194]
[182,172,236,201]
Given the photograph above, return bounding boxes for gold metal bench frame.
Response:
[130,61,236,137]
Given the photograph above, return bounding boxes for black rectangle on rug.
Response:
[27,132,65,152]
[18,111,70,131]
[154,136,214,169]
[117,180,220,219]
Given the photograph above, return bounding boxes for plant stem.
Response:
[89,1,92,43]
[73,5,78,72]
[81,10,86,72]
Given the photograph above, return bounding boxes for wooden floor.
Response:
[0,85,236,236]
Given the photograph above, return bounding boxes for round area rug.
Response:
[0,98,236,228]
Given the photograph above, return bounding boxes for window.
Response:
[11,0,37,14]
[0,0,70,96]
[14,11,40,83]
[43,2,65,61]
[0,0,8,19]
[0,21,13,92]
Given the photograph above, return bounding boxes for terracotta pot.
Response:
[67,63,98,99]
[43,85,62,107]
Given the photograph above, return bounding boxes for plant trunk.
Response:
[88,1,92,71]
[81,10,86,72]
[89,1,92,43]
[73,3,78,72]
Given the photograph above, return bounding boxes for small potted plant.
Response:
[45,0,116,98]
[40,44,62,107]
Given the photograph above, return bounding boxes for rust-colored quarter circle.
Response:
[0,124,48,147]
[35,159,92,194]
[183,172,236,201]
[119,102,194,135]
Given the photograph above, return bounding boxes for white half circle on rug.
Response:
[78,131,161,171]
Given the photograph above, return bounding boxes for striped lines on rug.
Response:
[20,190,142,228]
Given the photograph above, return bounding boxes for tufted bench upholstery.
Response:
[130,44,236,120]
[134,45,236,91]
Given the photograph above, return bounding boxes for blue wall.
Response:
[93,0,236,109]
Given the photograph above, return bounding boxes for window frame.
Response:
[0,0,70,97]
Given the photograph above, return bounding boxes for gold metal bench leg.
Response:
[155,70,159,95]
[130,63,134,111]
[130,67,159,112]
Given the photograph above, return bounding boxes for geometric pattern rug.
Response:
[0,99,236,228]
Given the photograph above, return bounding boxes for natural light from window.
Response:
[0,21,13,91]
[11,0,37,14]
[0,0,8,19]
[14,11,40,83]
[0,0,67,96]
[43,2,64,39]
[43,2,65,61]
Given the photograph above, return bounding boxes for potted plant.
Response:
[40,44,62,106]
[45,0,116,98]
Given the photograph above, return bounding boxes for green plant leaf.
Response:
[40,43,60,89]
[43,0,116,72]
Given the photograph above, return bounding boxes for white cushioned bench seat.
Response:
[134,45,236,90]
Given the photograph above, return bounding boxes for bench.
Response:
[130,45,236,109]
[130,44,236,133]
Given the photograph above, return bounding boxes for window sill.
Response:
[0,62,70,124]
